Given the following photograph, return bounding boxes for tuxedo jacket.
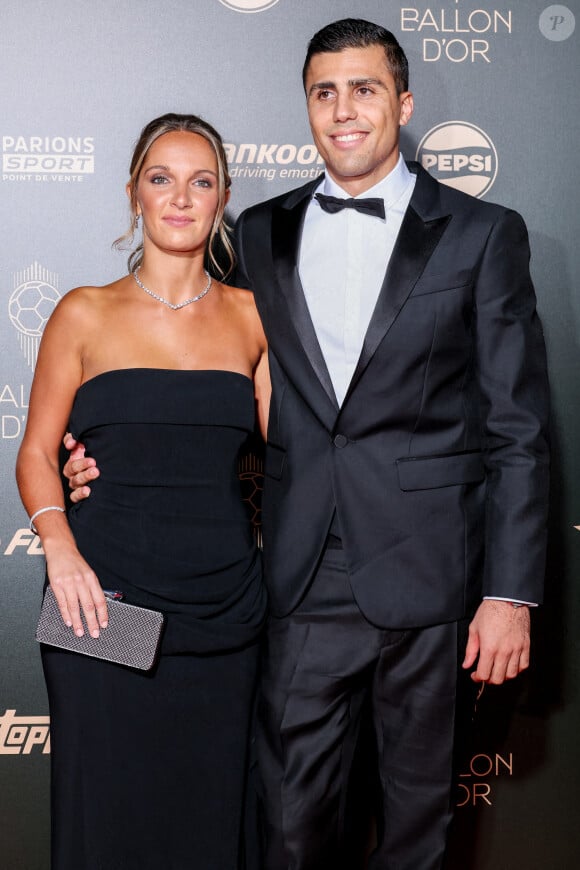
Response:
[235,162,550,629]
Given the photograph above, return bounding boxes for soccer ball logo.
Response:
[9,280,60,337]
[9,264,62,370]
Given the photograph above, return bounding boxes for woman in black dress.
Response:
[16,113,269,870]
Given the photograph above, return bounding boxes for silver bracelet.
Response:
[29,505,65,535]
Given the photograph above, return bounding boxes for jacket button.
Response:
[333,434,348,448]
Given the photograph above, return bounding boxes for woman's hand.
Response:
[45,544,108,638]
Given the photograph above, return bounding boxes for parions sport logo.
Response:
[416,121,498,198]
[2,135,94,182]
[218,0,280,11]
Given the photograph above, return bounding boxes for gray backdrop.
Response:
[1,1,579,867]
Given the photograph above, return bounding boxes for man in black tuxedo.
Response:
[233,18,549,870]
[65,18,549,870]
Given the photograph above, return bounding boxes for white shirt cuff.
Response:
[483,596,538,607]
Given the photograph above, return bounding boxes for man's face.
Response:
[305,44,413,196]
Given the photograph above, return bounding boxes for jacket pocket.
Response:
[409,279,472,298]
[396,450,485,491]
[264,444,286,480]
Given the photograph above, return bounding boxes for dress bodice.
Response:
[70,368,254,480]
[67,369,266,654]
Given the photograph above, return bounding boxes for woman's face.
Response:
[133,130,220,259]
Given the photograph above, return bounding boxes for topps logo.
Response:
[0,710,51,755]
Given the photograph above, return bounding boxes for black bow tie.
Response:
[314,192,385,220]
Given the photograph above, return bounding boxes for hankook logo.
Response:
[218,0,280,12]
[416,121,498,198]
[224,142,323,183]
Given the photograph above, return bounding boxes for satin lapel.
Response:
[270,192,339,415]
[345,205,451,401]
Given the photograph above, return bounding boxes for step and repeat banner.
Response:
[1,1,579,867]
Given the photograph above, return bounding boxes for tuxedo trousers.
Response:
[258,545,469,870]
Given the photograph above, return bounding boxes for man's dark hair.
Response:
[302,18,409,95]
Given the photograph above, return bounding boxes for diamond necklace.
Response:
[132,268,212,310]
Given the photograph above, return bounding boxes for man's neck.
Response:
[325,153,403,197]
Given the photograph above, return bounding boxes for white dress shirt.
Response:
[299,153,415,406]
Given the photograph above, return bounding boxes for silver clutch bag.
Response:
[36,585,165,671]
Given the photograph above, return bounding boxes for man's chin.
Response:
[325,161,375,187]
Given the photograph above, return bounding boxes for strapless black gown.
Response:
[41,369,267,870]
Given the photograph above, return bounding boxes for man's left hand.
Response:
[463,599,530,684]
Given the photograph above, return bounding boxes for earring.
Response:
[135,214,141,227]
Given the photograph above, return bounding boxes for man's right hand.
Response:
[62,433,99,503]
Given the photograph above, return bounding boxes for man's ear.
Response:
[399,92,414,127]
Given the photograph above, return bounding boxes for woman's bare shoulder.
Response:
[224,283,264,323]
[51,277,129,319]
[220,282,259,312]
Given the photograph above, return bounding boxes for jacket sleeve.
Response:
[475,208,550,603]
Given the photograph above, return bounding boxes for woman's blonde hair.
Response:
[114,113,234,278]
